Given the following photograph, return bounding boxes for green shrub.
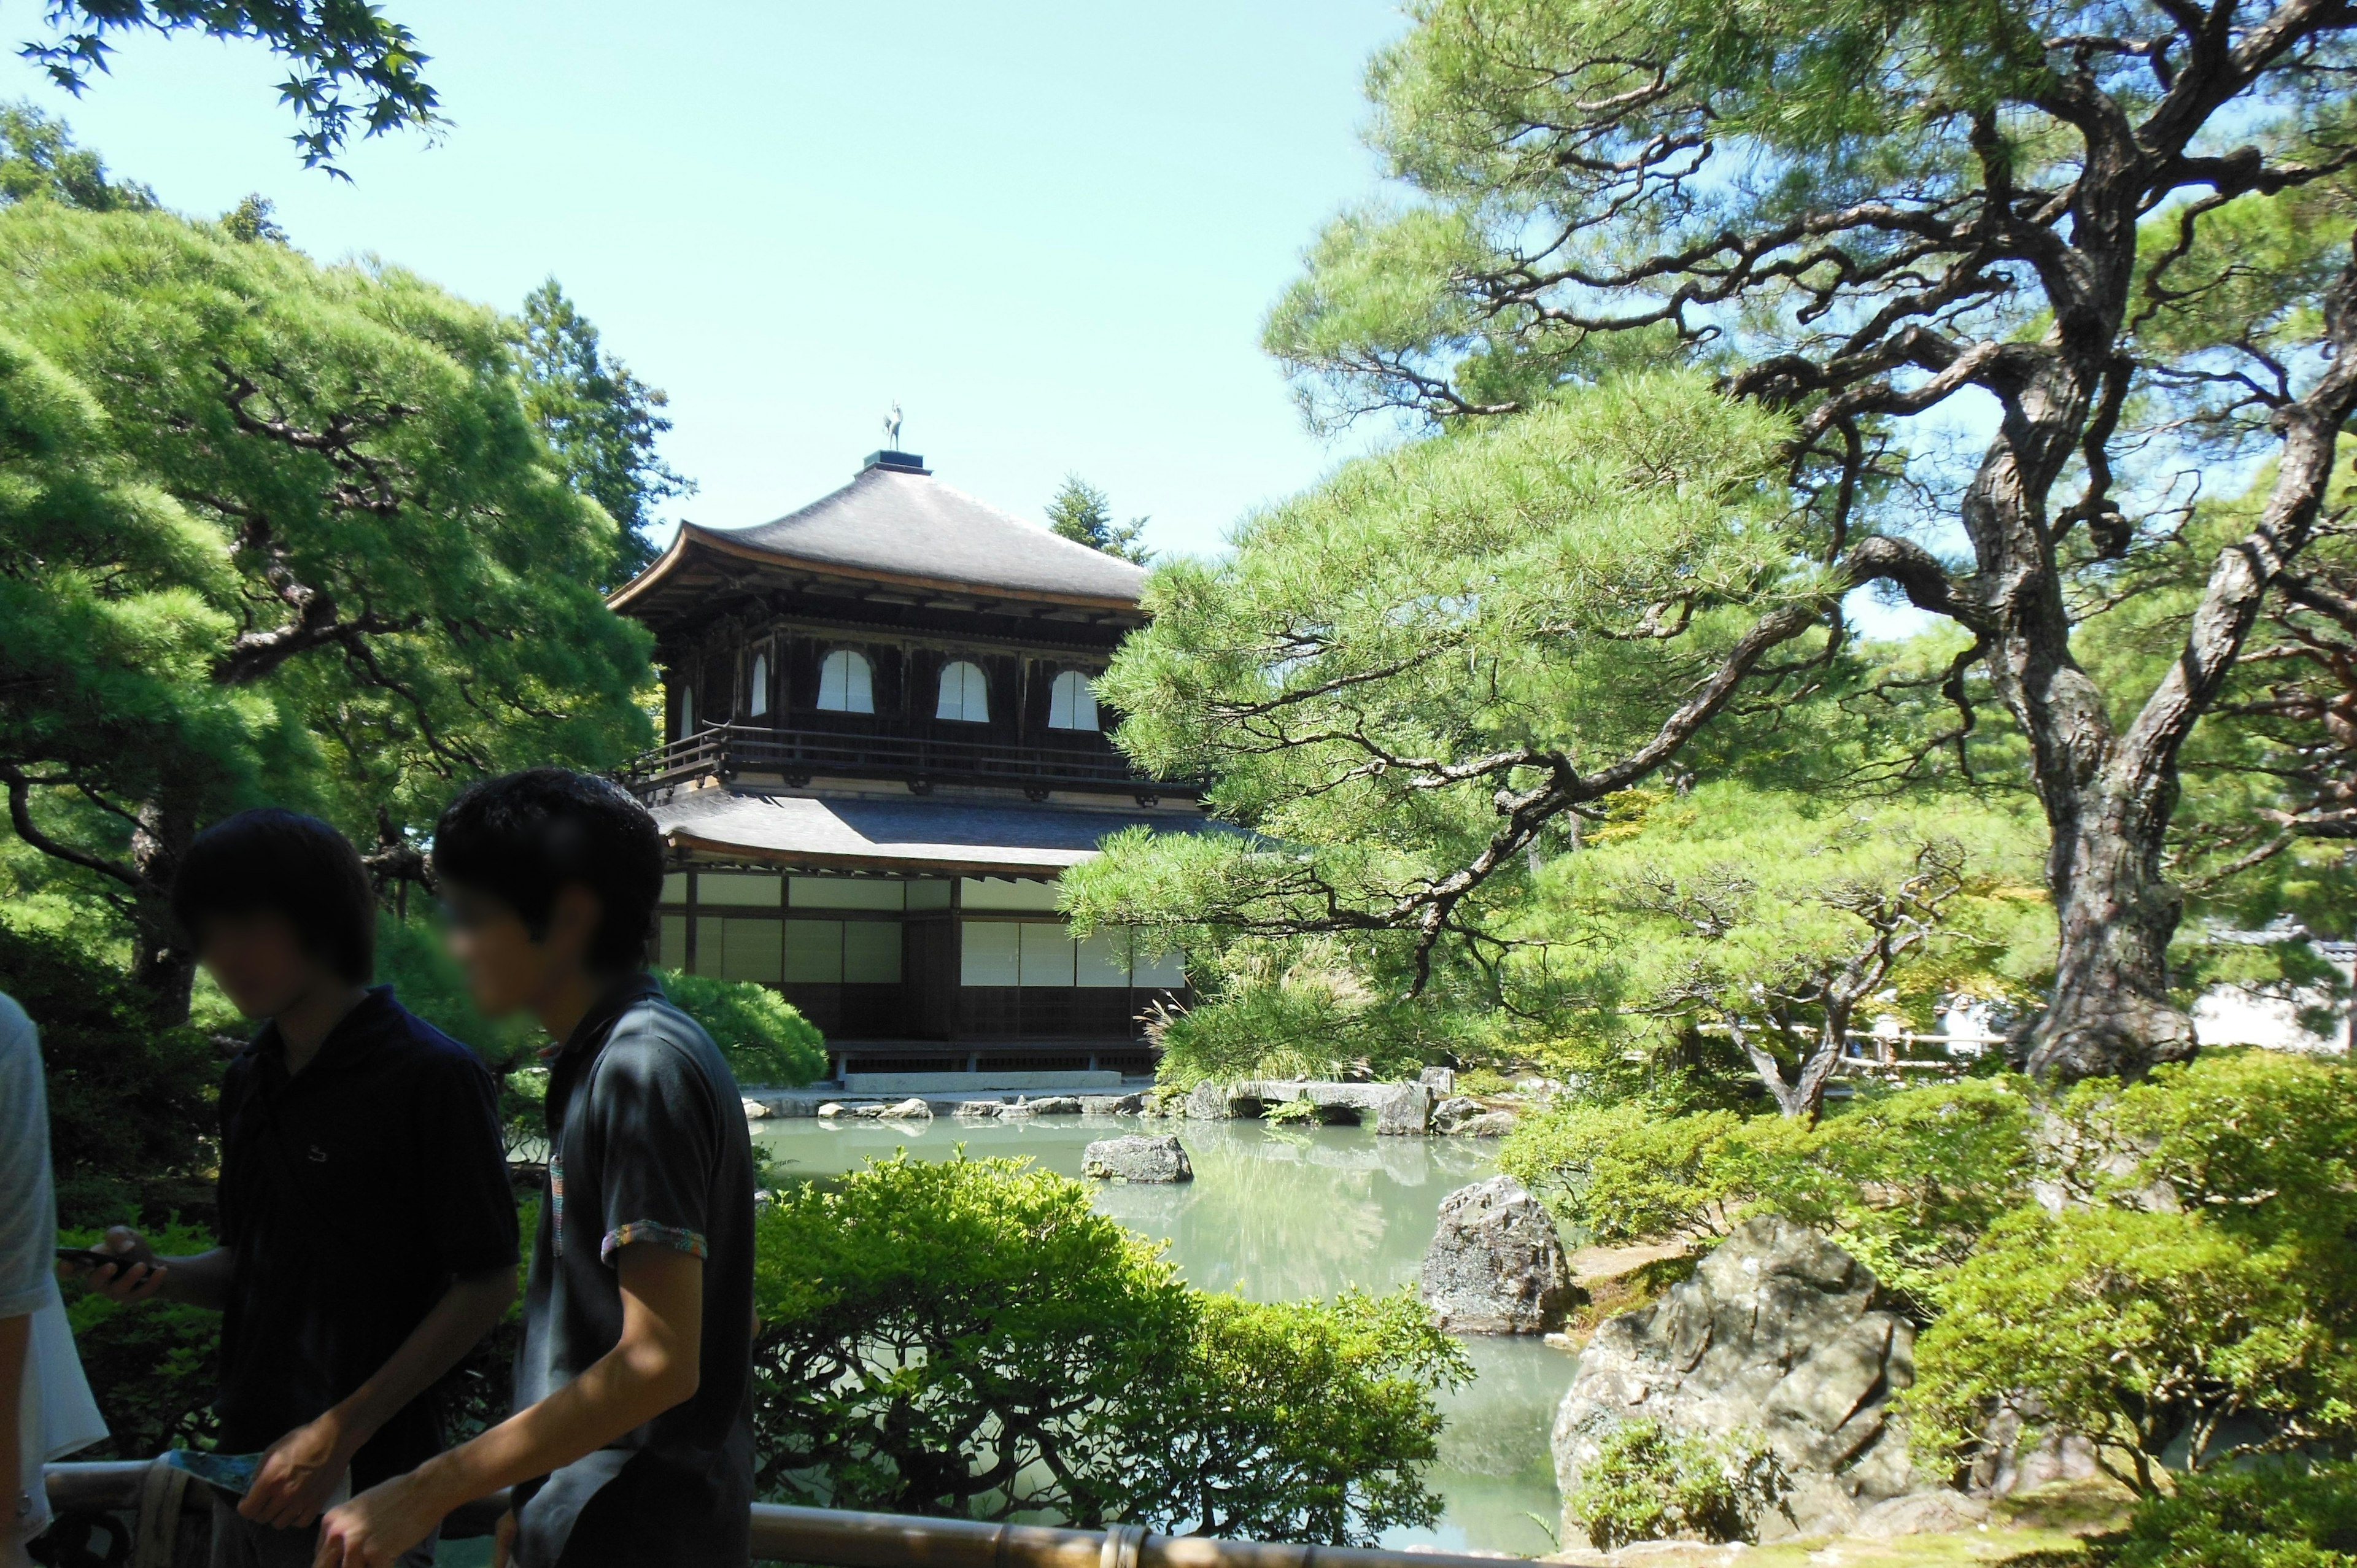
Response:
[1,922,218,1227]
[1744,1075,2039,1310]
[655,968,825,1087]
[57,1216,222,1459]
[1563,1419,1787,1549]
[1910,1205,2353,1493]
[1498,1103,1751,1244]
[749,1152,1467,1542]
[2088,1462,2357,1567]
[2065,1051,2357,1317]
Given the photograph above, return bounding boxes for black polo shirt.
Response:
[216,986,519,1486]
[509,975,756,1568]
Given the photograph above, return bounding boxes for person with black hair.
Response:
[68,809,519,1568]
[314,770,757,1568]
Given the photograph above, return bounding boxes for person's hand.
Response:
[490,1508,516,1568]
[61,1227,166,1303]
[312,1470,442,1568]
[243,1410,359,1528]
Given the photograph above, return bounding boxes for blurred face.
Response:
[196,909,329,1021]
[440,879,602,1018]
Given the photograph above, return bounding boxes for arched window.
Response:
[676,684,695,739]
[1047,669,1099,731]
[816,649,875,714]
[748,652,770,718]
[935,660,989,723]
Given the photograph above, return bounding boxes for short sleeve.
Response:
[418,1051,522,1280]
[588,1033,716,1268]
[0,995,56,1318]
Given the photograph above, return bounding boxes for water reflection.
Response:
[754,1114,1571,1556]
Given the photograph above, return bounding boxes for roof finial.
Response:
[882,401,903,450]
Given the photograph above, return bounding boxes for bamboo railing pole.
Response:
[49,1466,1595,1568]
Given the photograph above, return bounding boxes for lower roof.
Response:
[647,786,1222,878]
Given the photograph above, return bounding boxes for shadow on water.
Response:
[752,1114,1573,1556]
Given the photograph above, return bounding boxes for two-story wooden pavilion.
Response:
[608,448,1207,1086]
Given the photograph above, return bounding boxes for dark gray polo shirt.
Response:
[511,975,757,1568]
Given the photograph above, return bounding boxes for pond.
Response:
[754,1113,1572,1557]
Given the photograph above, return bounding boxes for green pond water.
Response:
[754,1113,1571,1557]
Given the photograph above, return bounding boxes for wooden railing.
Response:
[44,1460,1584,1567]
[621,723,1202,799]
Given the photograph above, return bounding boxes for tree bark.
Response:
[2024,236,2357,1080]
[128,794,198,1028]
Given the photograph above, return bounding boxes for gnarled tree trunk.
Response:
[128,795,199,1027]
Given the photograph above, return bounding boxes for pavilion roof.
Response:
[609,452,1148,628]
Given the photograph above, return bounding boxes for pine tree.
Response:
[1046,474,1151,565]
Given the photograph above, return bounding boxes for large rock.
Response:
[879,1097,932,1119]
[1185,1081,1262,1119]
[1083,1134,1194,1183]
[1418,1175,1581,1334]
[1021,1095,1084,1115]
[1432,1096,1486,1133]
[1552,1215,1916,1544]
[1377,1084,1434,1137]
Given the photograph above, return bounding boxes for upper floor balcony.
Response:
[621,722,1204,803]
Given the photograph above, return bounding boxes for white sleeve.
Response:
[0,995,54,1319]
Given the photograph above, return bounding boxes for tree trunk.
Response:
[2024,238,2357,1079]
[1957,346,2204,1081]
[1731,1020,1843,1122]
[2027,784,2197,1080]
[128,795,198,1027]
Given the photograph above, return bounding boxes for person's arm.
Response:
[311,1245,702,1568]
[1,1310,26,1548]
[241,1263,517,1529]
[65,1227,236,1310]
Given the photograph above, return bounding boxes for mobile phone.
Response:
[55,1247,137,1271]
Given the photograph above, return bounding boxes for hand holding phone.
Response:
[56,1227,166,1302]
[55,1247,124,1270]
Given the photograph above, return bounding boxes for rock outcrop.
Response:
[1418,1175,1581,1334]
[1083,1134,1194,1183]
[1551,1215,1916,1543]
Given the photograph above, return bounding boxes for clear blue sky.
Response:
[12,1,1406,559]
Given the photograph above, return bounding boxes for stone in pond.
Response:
[1022,1095,1084,1114]
[1083,1135,1194,1183]
[1431,1095,1484,1133]
[1377,1084,1433,1137]
[1420,1175,1579,1334]
[880,1097,932,1119]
